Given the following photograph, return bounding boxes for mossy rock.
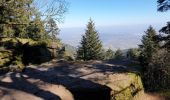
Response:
[113,88,133,100]
[108,73,144,100]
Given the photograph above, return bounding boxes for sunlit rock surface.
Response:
[0,60,163,100]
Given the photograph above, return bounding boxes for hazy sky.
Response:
[59,0,170,28]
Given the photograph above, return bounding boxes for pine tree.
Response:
[159,22,170,50]
[105,48,114,60]
[0,0,49,40]
[77,19,103,61]
[139,26,160,90]
[127,48,141,60]
[77,36,88,60]
[139,26,159,66]
[157,0,170,12]
[0,0,34,37]
[114,49,123,59]
[46,17,60,41]
[26,15,47,40]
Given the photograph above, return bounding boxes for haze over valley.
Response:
[59,23,166,50]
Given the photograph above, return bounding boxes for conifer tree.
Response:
[77,36,88,60]
[139,26,161,90]
[127,48,141,60]
[114,49,123,59]
[46,17,60,41]
[105,48,114,60]
[26,15,47,40]
[0,0,54,40]
[139,26,159,66]
[77,19,103,61]
[157,0,170,12]
[0,0,34,37]
[141,26,170,91]
[159,22,170,50]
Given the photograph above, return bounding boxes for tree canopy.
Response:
[33,0,68,22]
[0,0,68,71]
[0,0,33,37]
[0,0,67,40]
[159,22,170,50]
[114,49,123,60]
[139,26,159,66]
[157,0,170,12]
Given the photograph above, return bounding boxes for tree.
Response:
[0,0,67,40]
[0,0,33,37]
[46,17,60,41]
[158,22,170,50]
[105,48,114,60]
[114,49,123,59]
[77,19,103,61]
[157,0,170,12]
[145,0,170,91]
[139,26,159,67]
[149,48,170,90]
[34,0,68,22]
[127,48,141,60]
[77,36,88,60]
[26,16,47,40]
[139,26,161,90]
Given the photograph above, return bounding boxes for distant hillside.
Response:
[59,26,142,50]
[62,43,131,58]
[59,24,165,50]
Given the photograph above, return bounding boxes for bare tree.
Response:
[33,0,68,22]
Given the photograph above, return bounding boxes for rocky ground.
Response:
[0,59,165,100]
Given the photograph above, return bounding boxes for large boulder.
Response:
[0,38,53,71]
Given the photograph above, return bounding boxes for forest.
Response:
[0,0,170,100]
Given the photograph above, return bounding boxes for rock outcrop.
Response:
[0,60,147,100]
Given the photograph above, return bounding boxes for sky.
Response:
[56,0,170,50]
[60,0,170,28]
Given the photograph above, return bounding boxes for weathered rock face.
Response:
[0,38,53,71]
[0,60,145,100]
[107,73,144,100]
[0,87,43,100]
[0,72,74,100]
